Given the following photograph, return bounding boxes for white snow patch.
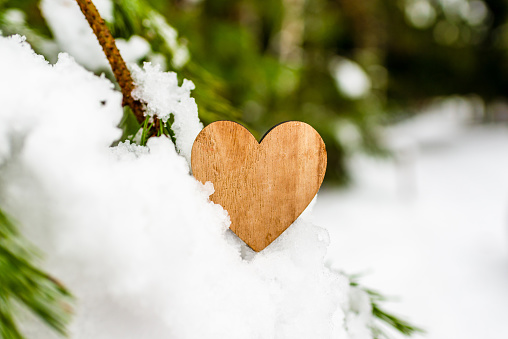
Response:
[131,62,203,164]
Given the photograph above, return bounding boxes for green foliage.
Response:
[350,278,424,338]
[152,0,390,183]
[0,209,72,339]
[110,0,244,126]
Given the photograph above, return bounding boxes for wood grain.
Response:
[191,121,327,252]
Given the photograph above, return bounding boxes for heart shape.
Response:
[191,121,327,251]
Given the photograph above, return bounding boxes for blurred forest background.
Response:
[1,0,506,183]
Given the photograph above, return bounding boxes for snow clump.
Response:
[131,62,203,164]
[0,35,374,339]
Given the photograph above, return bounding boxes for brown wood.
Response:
[75,0,145,123]
[191,121,327,252]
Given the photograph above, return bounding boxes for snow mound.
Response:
[0,35,373,339]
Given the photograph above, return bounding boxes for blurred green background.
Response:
[1,0,506,184]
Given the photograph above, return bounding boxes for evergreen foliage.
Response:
[350,278,424,338]
[0,209,72,339]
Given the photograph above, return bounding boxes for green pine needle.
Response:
[0,208,73,338]
[371,302,423,338]
[349,276,424,338]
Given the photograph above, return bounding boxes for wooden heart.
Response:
[191,121,327,252]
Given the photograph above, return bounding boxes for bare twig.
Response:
[75,0,145,124]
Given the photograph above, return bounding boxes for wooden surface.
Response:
[191,121,327,252]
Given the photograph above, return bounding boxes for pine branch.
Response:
[349,277,424,338]
[74,0,145,124]
[0,208,73,338]
[371,303,423,337]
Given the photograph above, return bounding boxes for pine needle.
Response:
[349,276,424,338]
[0,208,73,338]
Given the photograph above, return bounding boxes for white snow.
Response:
[0,35,375,339]
[117,35,151,64]
[131,62,203,164]
[314,107,508,338]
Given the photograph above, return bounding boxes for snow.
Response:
[131,62,203,164]
[313,107,508,338]
[117,36,151,64]
[0,35,374,339]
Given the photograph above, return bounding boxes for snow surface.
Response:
[314,109,508,338]
[0,35,374,339]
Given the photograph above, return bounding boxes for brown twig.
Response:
[75,0,145,124]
